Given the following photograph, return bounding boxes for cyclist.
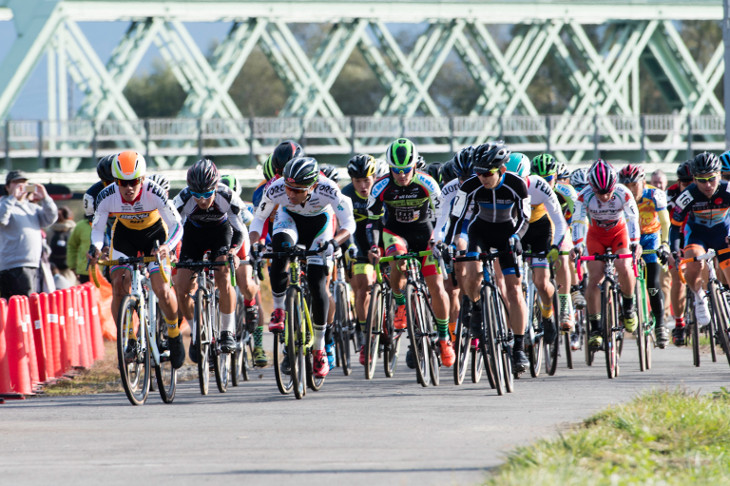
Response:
[88,151,185,368]
[426,162,443,187]
[367,138,455,368]
[570,167,589,193]
[555,161,571,183]
[666,161,693,344]
[721,150,730,181]
[445,141,531,374]
[618,164,671,348]
[571,159,641,350]
[249,156,355,378]
[173,159,256,359]
[669,152,730,337]
[526,153,571,339]
[83,154,115,220]
[340,155,381,365]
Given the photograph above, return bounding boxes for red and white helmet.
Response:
[588,159,617,195]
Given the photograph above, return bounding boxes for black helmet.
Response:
[147,173,170,193]
[347,154,377,179]
[426,162,442,186]
[473,141,511,170]
[187,158,219,194]
[440,160,459,184]
[453,146,475,179]
[271,140,303,174]
[96,154,115,184]
[691,152,721,176]
[320,164,339,183]
[676,160,693,182]
[283,157,319,187]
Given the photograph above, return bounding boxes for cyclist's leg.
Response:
[556,233,575,330]
[423,259,454,366]
[149,267,184,368]
[383,230,408,329]
[174,267,196,321]
[269,209,298,331]
[641,232,666,341]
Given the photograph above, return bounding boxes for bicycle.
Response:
[634,249,659,372]
[175,254,237,395]
[364,256,400,380]
[91,250,176,405]
[577,251,636,379]
[232,264,259,386]
[330,248,359,376]
[455,250,515,396]
[260,245,324,399]
[678,248,730,368]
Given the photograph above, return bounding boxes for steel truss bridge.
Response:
[0,1,727,171]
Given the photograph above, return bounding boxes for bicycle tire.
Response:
[644,325,653,370]
[482,286,505,395]
[544,289,560,376]
[154,305,176,403]
[273,331,293,395]
[563,331,573,370]
[212,296,231,394]
[383,294,400,378]
[528,296,543,378]
[286,286,306,399]
[231,291,246,386]
[453,296,471,385]
[426,309,439,387]
[579,306,595,366]
[602,282,618,379]
[691,307,701,368]
[117,295,150,405]
[495,291,513,393]
[406,283,430,387]
[194,289,211,395]
[635,282,647,372]
[306,348,325,391]
[364,282,383,380]
[709,283,730,368]
[335,282,352,376]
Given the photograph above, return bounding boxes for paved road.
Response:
[1,339,728,486]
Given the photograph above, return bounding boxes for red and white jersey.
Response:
[91,180,183,251]
[572,184,639,245]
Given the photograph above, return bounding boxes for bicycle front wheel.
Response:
[635,282,647,372]
[482,286,505,395]
[528,296,543,378]
[544,290,560,377]
[286,286,306,399]
[231,291,245,386]
[117,295,150,405]
[194,289,211,395]
[406,283,430,387]
[154,304,176,403]
[364,282,383,380]
[709,283,730,368]
[453,296,471,385]
[602,283,619,379]
[334,282,352,376]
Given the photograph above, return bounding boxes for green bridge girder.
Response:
[0,1,726,169]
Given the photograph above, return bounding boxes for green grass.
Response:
[486,388,730,485]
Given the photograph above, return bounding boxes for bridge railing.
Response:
[2,114,726,169]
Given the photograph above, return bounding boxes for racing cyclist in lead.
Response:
[88,151,185,368]
[249,156,356,378]
[444,141,532,374]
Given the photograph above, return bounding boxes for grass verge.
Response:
[486,388,730,485]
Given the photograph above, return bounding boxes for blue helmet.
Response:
[720,150,730,172]
[505,152,530,178]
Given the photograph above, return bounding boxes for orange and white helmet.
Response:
[112,151,146,180]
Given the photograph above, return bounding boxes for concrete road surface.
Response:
[1,339,728,486]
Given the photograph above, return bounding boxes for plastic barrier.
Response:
[38,293,56,380]
[83,284,104,361]
[48,291,65,377]
[74,288,91,369]
[4,296,32,396]
[28,294,49,383]
[21,297,40,386]
[62,289,79,368]
[0,299,13,396]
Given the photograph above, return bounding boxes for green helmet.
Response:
[531,153,557,177]
[386,138,418,170]
[262,155,275,181]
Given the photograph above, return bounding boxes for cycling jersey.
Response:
[250,176,356,239]
[341,182,382,257]
[572,184,640,249]
[91,179,182,253]
[367,171,442,234]
[670,180,730,252]
[446,171,530,244]
[554,181,577,224]
[434,178,462,242]
[526,174,567,247]
[173,183,247,250]
[636,184,668,236]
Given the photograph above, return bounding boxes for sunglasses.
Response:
[542,174,556,183]
[695,175,718,184]
[117,178,141,187]
[475,167,500,176]
[191,189,215,199]
[284,184,310,193]
[391,166,414,175]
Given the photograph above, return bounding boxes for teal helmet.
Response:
[505,152,530,178]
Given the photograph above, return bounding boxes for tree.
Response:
[123,60,186,118]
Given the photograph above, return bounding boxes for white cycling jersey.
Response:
[434,178,461,241]
[250,176,356,237]
[572,183,640,246]
[526,174,567,246]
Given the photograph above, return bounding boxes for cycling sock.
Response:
[622,294,634,313]
[254,326,263,347]
[273,290,285,309]
[448,321,456,341]
[559,294,572,316]
[313,323,326,350]
[435,317,449,340]
[164,315,180,338]
[244,297,256,307]
[589,314,601,333]
[220,312,235,334]
[393,291,406,306]
[539,298,553,319]
[513,334,524,352]
[675,316,685,327]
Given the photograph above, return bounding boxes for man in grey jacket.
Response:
[0,170,58,298]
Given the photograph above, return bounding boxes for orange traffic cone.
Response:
[4,296,32,397]
[28,294,48,383]
[74,288,91,368]
[0,298,13,396]
[63,289,79,367]
[20,296,40,386]
[39,293,56,380]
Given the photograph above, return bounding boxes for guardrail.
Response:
[1,114,725,169]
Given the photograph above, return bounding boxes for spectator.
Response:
[0,171,58,299]
[46,205,76,282]
[67,213,93,284]
[50,262,73,290]
[650,169,668,191]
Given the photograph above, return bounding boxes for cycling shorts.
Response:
[352,261,375,278]
[640,232,660,264]
[383,225,438,277]
[466,220,519,276]
[586,220,630,256]
[179,221,232,262]
[110,218,168,275]
[273,208,334,267]
[521,214,553,268]
[684,223,729,256]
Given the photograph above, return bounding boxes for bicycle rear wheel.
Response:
[334,282,352,376]
[482,286,505,395]
[231,291,246,386]
[544,290,560,376]
[426,312,440,387]
[306,349,325,391]
[154,305,176,403]
[117,295,150,406]
[691,309,701,368]
[453,296,471,385]
[364,283,383,380]
[528,296,543,378]
[406,283,430,387]
[212,299,231,393]
[602,284,619,379]
[563,330,573,369]
[495,291,513,393]
[286,286,306,399]
[710,284,730,368]
[273,331,293,394]
[194,289,211,395]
